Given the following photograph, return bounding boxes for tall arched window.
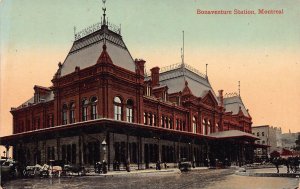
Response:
[91,97,98,120]
[62,104,68,125]
[202,119,206,135]
[148,113,152,125]
[114,97,122,120]
[69,102,75,124]
[126,99,133,123]
[192,116,197,134]
[215,123,219,132]
[82,99,89,121]
[207,120,211,135]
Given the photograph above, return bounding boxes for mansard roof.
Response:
[60,26,136,77]
[15,91,54,110]
[157,63,219,102]
[224,95,250,117]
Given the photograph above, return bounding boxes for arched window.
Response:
[202,119,206,135]
[90,97,98,120]
[82,99,89,121]
[207,120,211,135]
[215,123,219,132]
[126,99,133,123]
[62,104,68,125]
[153,114,157,126]
[69,102,75,124]
[148,113,152,126]
[144,112,147,124]
[161,115,165,128]
[114,97,122,121]
[193,116,197,134]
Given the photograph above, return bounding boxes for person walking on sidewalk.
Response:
[125,159,131,172]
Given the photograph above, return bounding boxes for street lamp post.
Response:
[101,139,107,174]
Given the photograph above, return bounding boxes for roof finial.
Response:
[182,30,185,65]
[73,26,76,40]
[206,64,208,78]
[102,0,107,25]
[238,81,240,96]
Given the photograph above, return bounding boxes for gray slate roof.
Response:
[60,28,136,76]
[157,65,219,101]
[224,96,249,117]
[17,91,54,109]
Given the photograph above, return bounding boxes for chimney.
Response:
[135,59,146,76]
[150,67,160,87]
[218,90,224,107]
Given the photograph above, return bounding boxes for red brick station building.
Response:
[0,9,259,170]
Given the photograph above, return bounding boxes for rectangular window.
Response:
[149,113,153,126]
[262,132,265,136]
[62,111,68,124]
[114,106,122,121]
[161,116,165,128]
[126,108,133,123]
[144,112,148,125]
[82,107,88,121]
[91,105,97,120]
[70,110,75,123]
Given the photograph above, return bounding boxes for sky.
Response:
[0,0,300,146]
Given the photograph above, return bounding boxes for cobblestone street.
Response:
[2,168,299,189]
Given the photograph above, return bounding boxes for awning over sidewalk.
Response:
[0,118,214,146]
[209,130,259,140]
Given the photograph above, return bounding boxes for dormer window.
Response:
[193,116,197,134]
[146,84,151,96]
[207,120,211,135]
[163,91,167,101]
[202,119,206,135]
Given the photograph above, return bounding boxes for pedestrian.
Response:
[285,158,290,173]
[156,161,161,170]
[125,159,130,172]
[113,160,117,171]
[164,162,167,169]
[102,160,107,174]
[273,157,280,173]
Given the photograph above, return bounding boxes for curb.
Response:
[235,171,300,178]
[84,169,181,177]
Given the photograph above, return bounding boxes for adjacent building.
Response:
[0,6,257,170]
[252,125,282,160]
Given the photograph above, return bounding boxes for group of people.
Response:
[272,156,299,173]
[94,160,108,174]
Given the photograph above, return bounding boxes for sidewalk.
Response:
[236,167,300,178]
[85,167,209,177]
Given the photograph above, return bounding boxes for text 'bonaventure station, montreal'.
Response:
[0,1,265,171]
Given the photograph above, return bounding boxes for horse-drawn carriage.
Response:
[22,160,86,177]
